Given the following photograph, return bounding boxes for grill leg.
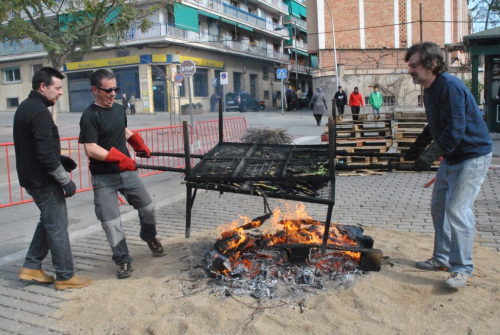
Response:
[186,185,192,238]
[321,204,334,254]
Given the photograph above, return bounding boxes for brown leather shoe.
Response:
[55,275,92,291]
[19,268,54,283]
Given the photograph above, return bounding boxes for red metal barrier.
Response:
[195,117,248,154]
[0,125,191,208]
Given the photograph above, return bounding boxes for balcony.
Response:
[284,39,307,51]
[0,23,290,63]
[284,15,307,31]
[185,0,288,37]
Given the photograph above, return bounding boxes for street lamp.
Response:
[324,0,339,89]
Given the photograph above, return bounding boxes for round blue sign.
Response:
[221,73,227,80]
[174,73,184,83]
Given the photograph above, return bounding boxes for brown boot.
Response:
[55,275,92,291]
[19,268,55,283]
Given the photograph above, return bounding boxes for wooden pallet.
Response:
[336,156,392,165]
[393,139,416,149]
[394,132,421,140]
[337,147,388,154]
[336,138,393,148]
[393,122,427,130]
[336,113,394,122]
[395,111,427,121]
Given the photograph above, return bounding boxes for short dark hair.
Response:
[32,67,65,90]
[373,84,379,89]
[338,86,342,89]
[91,69,115,87]
[404,42,446,76]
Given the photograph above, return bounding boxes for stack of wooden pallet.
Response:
[321,113,393,166]
[392,108,440,169]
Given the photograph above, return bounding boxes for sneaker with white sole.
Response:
[416,258,451,272]
[445,272,472,288]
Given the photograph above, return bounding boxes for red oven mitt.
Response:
[127,133,151,158]
[105,147,137,171]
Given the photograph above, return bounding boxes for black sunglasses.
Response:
[95,86,120,93]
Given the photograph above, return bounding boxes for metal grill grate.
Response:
[193,159,240,178]
[241,160,286,178]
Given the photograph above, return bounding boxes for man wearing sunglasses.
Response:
[404,42,492,289]
[79,69,165,280]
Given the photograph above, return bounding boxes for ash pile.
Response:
[196,205,382,300]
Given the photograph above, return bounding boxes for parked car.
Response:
[225,91,265,112]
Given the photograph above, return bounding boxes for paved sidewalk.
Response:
[1,167,500,334]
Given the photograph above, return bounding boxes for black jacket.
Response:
[334,91,348,106]
[13,91,61,189]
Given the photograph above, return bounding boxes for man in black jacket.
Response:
[13,67,92,290]
[334,86,348,121]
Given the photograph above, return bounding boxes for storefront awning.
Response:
[237,23,253,32]
[174,3,199,33]
[199,10,219,20]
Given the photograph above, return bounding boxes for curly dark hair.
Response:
[404,42,446,76]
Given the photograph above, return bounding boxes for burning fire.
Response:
[212,202,361,277]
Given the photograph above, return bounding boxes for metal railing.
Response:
[0,23,291,62]
[0,117,248,208]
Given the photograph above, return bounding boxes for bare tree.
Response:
[470,0,500,32]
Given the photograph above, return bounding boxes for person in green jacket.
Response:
[369,84,383,120]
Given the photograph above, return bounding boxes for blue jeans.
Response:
[91,171,157,264]
[24,183,75,281]
[431,153,492,275]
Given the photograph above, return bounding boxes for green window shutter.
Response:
[174,3,200,33]
[290,1,301,19]
[295,50,309,57]
[311,56,318,68]
[237,23,253,32]
[198,10,219,20]
[299,5,307,18]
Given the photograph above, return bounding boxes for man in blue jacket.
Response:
[13,67,92,290]
[404,42,492,289]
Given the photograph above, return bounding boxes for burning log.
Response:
[204,250,232,276]
[214,232,256,256]
[220,212,273,239]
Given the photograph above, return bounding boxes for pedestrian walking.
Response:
[349,87,364,121]
[404,41,492,289]
[79,69,165,280]
[309,87,328,126]
[272,92,277,108]
[13,67,92,290]
[121,93,128,113]
[286,86,293,111]
[129,94,136,115]
[369,84,383,120]
[210,93,218,112]
[334,86,348,121]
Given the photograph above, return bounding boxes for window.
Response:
[383,95,396,106]
[3,67,21,83]
[263,90,269,99]
[193,68,208,97]
[263,66,269,80]
[7,98,19,108]
[32,64,43,76]
[113,66,140,98]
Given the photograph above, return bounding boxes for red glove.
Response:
[105,147,137,171]
[127,133,151,158]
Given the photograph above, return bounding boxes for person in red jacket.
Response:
[349,87,364,121]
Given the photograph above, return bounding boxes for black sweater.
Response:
[13,91,61,189]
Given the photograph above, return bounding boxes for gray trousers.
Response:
[91,171,157,264]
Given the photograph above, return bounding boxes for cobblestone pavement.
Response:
[1,168,499,334]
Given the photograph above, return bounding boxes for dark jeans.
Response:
[92,171,157,264]
[336,104,345,115]
[130,104,136,115]
[24,183,75,281]
[351,106,361,120]
[272,99,277,107]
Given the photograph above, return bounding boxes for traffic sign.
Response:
[220,72,228,85]
[174,73,184,83]
[276,68,287,79]
[212,78,217,86]
[180,60,196,77]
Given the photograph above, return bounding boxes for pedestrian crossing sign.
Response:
[276,68,287,79]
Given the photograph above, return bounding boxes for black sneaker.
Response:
[117,262,133,279]
[147,238,165,257]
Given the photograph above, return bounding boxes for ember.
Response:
[203,203,382,299]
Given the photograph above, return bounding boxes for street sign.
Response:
[220,72,228,85]
[276,68,287,79]
[180,60,196,77]
[212,78,217,86]
[174,73,184,83]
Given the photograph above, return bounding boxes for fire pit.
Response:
[200,204,382,299]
